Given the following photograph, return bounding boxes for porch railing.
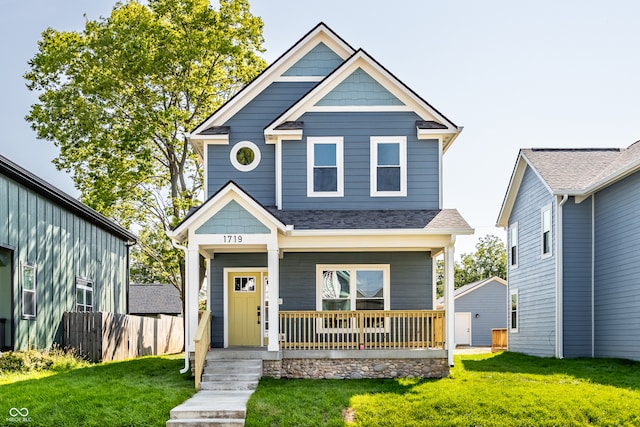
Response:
[279,310,445,350]
[194,310,211,390]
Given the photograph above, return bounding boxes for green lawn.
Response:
[0,353,195,427]
[246,352,640,427]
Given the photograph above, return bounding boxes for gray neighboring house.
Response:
[0,154,135,351]
[129,283,182,317]
[437,276,507,347]
[497,141,640,361]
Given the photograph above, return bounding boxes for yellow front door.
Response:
[228,271,262,346]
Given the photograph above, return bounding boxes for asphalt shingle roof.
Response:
[129,284,182,316]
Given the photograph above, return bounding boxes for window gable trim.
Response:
[370,136,407,197]
[307,136,344,197]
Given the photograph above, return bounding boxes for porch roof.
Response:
[267,208,472,233]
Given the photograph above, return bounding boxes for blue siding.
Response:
[281,112,439,210]
[282,42,343,76]
[455,281,507,346]
[594,171,640,361]
[0,174,129,351]
[207,82,317,204]
[196,200,270,234]
[316,68,404,106]
[562,196,593,358]
[507,166,556,357]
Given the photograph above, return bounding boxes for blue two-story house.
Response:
[497,142,640,361]
[169,23,472,380]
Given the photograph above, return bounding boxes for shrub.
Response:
[0,347,88,373]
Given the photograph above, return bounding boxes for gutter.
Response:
[556,194,569,359]
[169,235,191,375]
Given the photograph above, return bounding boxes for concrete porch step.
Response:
[202,372,260,382]
[167,390,252,427]
[166,418,244,427]
[203,360,262,375]
[200,380,258,391]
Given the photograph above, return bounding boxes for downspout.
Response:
[591,194,595,358]
[170,236,191,375]
[556,194,569,359]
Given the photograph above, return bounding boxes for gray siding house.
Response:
[497,142,640,360]
[437,277,507,347]
[0,154,135,351]
[169,23,473,379]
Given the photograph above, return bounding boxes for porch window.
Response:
[541,205,552,257]
[510,290,518,333]
[370,136,407,196]
[317,264,389,312]
[509,223,518,268]
[76,277,94,312]
[21,262,37,319]
[307,137,344,197]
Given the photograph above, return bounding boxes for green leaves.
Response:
[25,0,266,289]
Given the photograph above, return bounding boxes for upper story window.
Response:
[307,137,344,197]
[76,277,94,312]
[370,136,407,197]
[230,141,261,172]
[21,262,37,319]
[541,205,552,258]
[509,223,518,268]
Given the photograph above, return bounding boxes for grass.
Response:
[246,352,640,427]
[0,353,195,427]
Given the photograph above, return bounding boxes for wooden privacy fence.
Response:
[492,328,508,352]
[279,310,445,350]
[63,312,183,362]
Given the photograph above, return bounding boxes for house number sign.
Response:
[223,235,244,243]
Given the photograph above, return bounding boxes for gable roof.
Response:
[436,276,507,305]
[129,283,182,315]
[496,141,640,227]
[0,154,136,242]
[186,23,355,157]
[264,48,462,151]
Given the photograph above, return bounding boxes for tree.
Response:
[436,235,507,298]
[25,0,266,295]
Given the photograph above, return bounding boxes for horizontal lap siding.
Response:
[207,82,317,204]
[282,112,439,210]
[508,166,556,357]
[562,197,593,357]
[594,171,640,361]
[455,282,507,346]
[0,175,129,351]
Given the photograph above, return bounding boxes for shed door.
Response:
[228,271,262,346]
[455,312,472,346]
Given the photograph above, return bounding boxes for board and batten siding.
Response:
[562,196,593,358]
[593,170,640,361]
[207,81,318,203]
[281,111,440,210]
[454,280,507,347]
[507,165,556,357]
[0,174,129,351]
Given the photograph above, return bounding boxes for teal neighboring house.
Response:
[0,154,136,351]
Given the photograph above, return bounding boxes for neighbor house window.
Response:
[76,277,94,312]
[370,136,407,196]
[510,290,518,332]
[317,265,389,312]
[541,205,552,257]
[509,223,518,268]
[307,137,344,197]
[21,262,37,319]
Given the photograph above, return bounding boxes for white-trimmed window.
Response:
[370,136,407,196]
[21,262,37,319]
[317,265,390,312]
[230,140,261,172]
[76,277,94,312]
[509,223,518,268]
[510,289,518,333]
[307,137,344,197]
[541,205,552,258]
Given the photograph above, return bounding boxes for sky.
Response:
[1,0,640,256]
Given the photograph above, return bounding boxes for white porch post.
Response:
[267,246,280,351]
[444,240,455,366]
[186,247,200,353]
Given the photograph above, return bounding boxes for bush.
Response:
[0,347,88,373]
